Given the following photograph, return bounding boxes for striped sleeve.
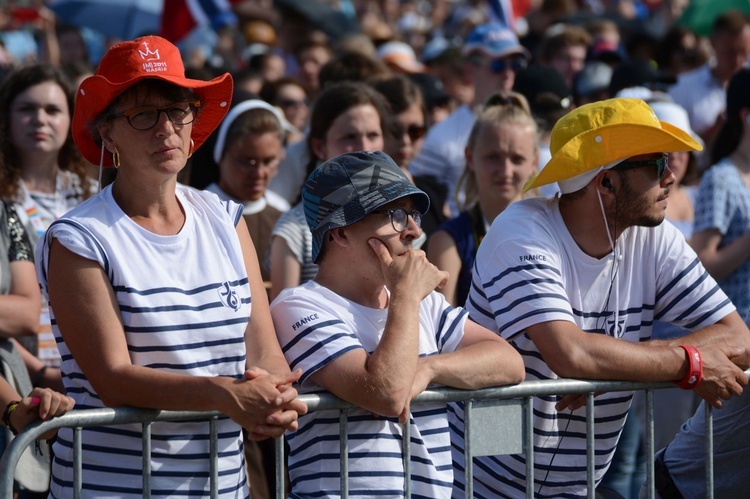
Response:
[653,222,734,330]
[468,224,574,340]
[36,218,114,302]
[270,205,308,263]
[271,291,364,387]
[423,290,468,353]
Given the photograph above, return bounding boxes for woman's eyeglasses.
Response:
[114,101,200,130]
[370,208,422,233]
[393,123,427,142]
[614,153,669,179]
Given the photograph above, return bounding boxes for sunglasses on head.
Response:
[614,153,669,179]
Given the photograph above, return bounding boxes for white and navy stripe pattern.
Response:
[271,281,468,498]
[36,185,251,498]
[455,197,733,498]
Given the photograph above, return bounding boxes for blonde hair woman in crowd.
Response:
[428,92,538,306]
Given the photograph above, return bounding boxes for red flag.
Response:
[160,0,239,43]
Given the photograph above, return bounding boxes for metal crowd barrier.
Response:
[2,373,747,499]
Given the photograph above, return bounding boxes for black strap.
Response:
[468,205,486,251]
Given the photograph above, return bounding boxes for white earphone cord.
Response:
[596,189,620,335]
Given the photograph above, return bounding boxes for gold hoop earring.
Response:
[188,139,195,158]
[112,147,120,169]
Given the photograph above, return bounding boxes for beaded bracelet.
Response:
[2,400,21,436]
[675,345,702,390]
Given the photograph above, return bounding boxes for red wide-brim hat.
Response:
[73,35,233,167]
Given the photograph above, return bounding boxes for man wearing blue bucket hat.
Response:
[452,98,750,497]
[270,150,525,497]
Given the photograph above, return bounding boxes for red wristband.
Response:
[675,345,702,390]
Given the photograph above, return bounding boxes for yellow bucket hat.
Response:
[523,98,703,193]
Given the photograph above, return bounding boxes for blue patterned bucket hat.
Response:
[303,151,430,263]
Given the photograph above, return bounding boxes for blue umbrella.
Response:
[50,0,164,41]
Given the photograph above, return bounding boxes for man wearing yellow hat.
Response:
[451,98,750,497]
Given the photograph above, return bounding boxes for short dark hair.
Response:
[712,9,750,36]
[371,74,424,116]
[259,76,309,106]
[318,51,391,89]
[305,81,390,181]
[538,25,592,62]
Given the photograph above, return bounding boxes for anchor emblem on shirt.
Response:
[606,317,626,338]
[217,282,240,311]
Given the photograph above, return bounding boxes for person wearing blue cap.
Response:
[408,23,530,217]
[270,150,524,498]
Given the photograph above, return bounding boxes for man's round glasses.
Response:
[370,208,422,233]
[114,101,200,130]
[614,153,669,179]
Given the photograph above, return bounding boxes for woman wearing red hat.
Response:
[34,36,306,498]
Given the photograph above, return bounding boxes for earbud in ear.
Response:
[602,178,615,193]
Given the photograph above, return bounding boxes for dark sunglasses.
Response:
[614,154,669,179]
[278,98,310,108]
[393,123,427,142]
[489,57,528,74]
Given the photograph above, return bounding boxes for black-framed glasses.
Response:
[114,101,200,130]
[614,153,669,179]
[370,208,422,233]
[393,123,427,142]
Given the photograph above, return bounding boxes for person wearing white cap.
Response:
[452,98,750,497]
[206,100,293,282]
[375,40,426,74]
[647,101,704,244]
[408,23,530,217]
